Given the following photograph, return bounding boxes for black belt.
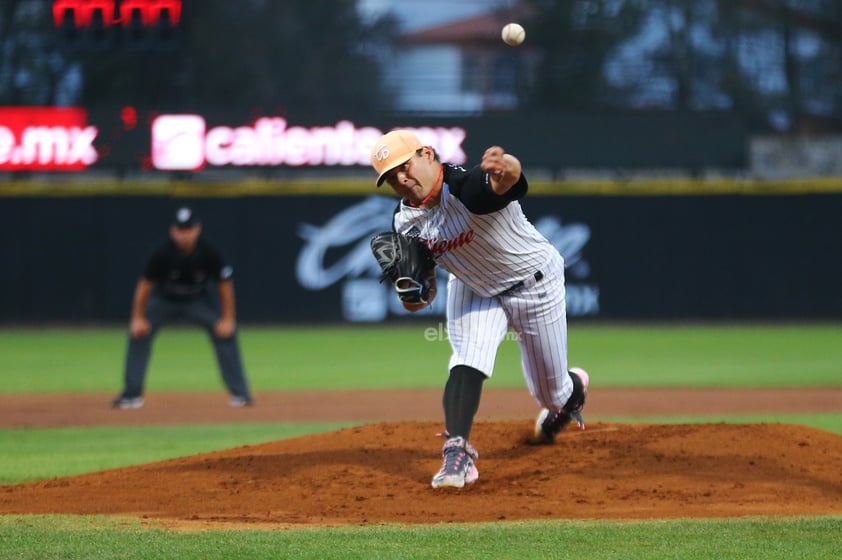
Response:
[496,271,544,297]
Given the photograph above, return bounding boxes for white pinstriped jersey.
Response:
[390,160,573,409]
[392,163,560,298]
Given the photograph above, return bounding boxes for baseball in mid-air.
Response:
[501,22,525,46]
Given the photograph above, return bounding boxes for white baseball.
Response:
[501,23,525,46]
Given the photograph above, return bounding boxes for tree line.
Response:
[1,0,839,133]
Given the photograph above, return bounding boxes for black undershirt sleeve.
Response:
[446,164,528,215]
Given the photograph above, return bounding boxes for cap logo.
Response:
[177,208,192,223]
[373,143,391,162]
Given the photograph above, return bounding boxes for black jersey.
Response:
[143,238,233,301]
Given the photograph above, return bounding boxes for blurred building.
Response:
[384,4,538,114]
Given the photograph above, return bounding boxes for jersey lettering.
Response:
[424,229,475,256]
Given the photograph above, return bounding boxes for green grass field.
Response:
[1,323,841,559]
[2,323,840,393]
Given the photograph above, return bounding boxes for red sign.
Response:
[0,108,98,171]
[52,0,182,28]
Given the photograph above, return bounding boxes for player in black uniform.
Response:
[111,207,254,409]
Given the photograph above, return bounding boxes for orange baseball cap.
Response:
[370,130,423,187]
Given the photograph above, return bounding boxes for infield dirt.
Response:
[1,388,841,528]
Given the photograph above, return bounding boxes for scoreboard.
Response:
[52,0,182,49]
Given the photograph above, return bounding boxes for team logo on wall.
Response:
[295,196,599,322]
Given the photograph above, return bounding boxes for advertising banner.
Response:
[0,107,98,171]
[1,105,747,175]
[3,193,839,323]
[289,195,599,323]
[149,115,468,172]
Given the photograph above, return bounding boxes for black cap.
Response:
[173,207,201,228]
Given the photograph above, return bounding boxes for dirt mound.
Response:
[2,420,840,527]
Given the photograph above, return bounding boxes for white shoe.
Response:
[228,395,254,407]
[112,396,144,409]
[431,436,479,488]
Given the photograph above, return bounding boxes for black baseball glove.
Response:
[370,232,436,304]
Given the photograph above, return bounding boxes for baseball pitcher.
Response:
[369,130,589,489]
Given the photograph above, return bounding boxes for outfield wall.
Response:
[1,183,840,323]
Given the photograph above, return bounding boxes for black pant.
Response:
[120,293,251,399]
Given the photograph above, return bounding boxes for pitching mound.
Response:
[2,420,840,527]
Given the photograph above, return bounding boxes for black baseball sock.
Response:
[442,365,486,441]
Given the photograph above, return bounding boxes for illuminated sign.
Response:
[52,0,182,28]
[0,108,98,171]
[151,114,205,170]
[151,115,468,171]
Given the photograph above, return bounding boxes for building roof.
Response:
[402,3,534,46]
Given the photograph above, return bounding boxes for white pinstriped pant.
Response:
[446,251,573,410]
